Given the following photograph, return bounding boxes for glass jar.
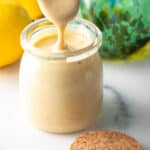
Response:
[20,18,103,133]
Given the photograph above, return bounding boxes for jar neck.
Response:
[21,18,102,60]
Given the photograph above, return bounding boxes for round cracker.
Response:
[70,130,142,150]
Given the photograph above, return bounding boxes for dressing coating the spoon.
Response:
[38,0,80,49]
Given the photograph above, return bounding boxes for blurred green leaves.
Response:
[80,0,150,59]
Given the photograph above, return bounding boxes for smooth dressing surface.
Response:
[34,30,92,52]
[38,0,80,49]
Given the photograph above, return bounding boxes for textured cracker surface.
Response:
[70,130,142,150]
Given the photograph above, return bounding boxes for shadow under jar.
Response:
[19,18,103,133]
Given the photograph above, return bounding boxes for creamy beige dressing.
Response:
[34,30,91,52]
[20,33,103,133]
[38,0,80,49]
[20,0,103,133]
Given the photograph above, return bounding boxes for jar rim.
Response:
[21,17,102,60]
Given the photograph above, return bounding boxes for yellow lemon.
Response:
[128,42,150,61]
[1,0,17,3]
[17,0,43,19]
[0,2,31,67]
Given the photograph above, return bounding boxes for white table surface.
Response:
[0,58,150,150]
